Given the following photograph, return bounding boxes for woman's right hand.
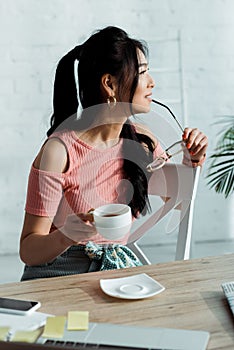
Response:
[60,213,97,243]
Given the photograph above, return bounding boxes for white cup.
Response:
[95,223,132,240]
[93,204,132,240]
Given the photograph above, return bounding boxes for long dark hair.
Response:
[47,26,155,217]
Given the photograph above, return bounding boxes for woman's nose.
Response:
[148,74,155,88]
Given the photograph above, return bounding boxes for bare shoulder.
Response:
[33,137,68,173]
[133,122,158,146]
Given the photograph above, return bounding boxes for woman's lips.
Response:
[145,94,152,101]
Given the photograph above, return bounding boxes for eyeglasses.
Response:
[146,99,186,172]
[146,140,187,172]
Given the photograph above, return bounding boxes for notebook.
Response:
[1,322,210,350]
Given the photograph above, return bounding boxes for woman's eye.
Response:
[139,68,149,75]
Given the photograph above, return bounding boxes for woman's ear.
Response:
[101,73,117,97]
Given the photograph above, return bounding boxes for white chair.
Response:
[127,163,200,264]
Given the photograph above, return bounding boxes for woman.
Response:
[20,26,208,280]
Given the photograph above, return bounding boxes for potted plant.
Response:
[206,116,234,198]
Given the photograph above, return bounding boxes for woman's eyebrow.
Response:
[138,62,148,68]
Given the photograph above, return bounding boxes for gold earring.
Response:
[107,96,117,108]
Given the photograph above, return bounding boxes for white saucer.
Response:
[100,273,165,299]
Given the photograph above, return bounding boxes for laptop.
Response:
[0,322,210,350]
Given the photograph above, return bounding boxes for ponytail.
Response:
[47,46,82,137]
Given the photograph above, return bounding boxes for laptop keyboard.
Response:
[45,339,175,350]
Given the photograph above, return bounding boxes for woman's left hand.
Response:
[182,127,208,166]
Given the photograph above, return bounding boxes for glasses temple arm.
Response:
[152,99,184,133]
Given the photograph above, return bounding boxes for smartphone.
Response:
[0,297,41,315]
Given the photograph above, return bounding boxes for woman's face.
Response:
[132,50,155,114]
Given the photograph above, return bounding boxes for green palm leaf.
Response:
[206,116,234,197]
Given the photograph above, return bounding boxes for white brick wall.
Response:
[0,0,234,255]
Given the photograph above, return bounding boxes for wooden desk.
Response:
[0,254,234,349]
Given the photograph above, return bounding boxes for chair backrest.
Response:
[127,163,200,264]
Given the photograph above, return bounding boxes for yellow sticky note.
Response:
[12,328,42,343]
[42,316,66,339]
[0,327,10,341]
[67,311,89,330]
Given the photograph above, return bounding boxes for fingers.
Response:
[78,212,94,223]
[182,127,208,158]
[62,213,97,242]
[74,214,95,230]
[78,208,95,223]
